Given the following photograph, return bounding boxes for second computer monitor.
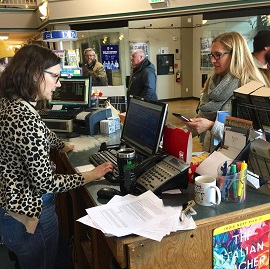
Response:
[50,76,92,109]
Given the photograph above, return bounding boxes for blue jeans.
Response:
[0,194,69,269]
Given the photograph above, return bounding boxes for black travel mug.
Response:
[117,148,137,195]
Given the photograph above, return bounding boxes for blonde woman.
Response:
[179,32,266,152]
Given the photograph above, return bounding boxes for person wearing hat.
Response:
[0,40,14,76]
[253,30,270,86]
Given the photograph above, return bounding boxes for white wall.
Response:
[128,17,181,99]
[0,10,37,29]
[46,0,255,23]
[62,15,259,100]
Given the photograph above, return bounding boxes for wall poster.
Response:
[101,44,119,70]
[129,42,149,56]
[213,214,270,269]
[201,37,213,70]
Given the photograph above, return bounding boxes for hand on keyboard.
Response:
[82,162,114,184]
[89,150,120,183]
[94,162,114,180]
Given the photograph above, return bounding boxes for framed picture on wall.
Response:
[129,42,149,72]
[129,42,149,56]
[200,38,212,69]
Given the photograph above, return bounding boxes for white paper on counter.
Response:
[78,190,196,241]
[195,151,230,178]
[75,164,95,173]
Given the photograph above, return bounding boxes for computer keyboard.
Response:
[39,110,80,120]
[89,149,120,183]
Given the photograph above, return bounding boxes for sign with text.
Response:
[213,214,270,269]
[101,45,119,71]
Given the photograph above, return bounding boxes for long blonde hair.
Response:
[211,31,266,86]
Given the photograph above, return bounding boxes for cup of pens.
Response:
[217,160,248,203]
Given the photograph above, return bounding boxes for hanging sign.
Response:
[42,30,78,42]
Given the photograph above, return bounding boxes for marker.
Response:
[238,161,247,199]
[218,176,225,197]
[236,162,242,173]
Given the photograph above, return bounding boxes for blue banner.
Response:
[101,45,119,70]
[42,30,78,42]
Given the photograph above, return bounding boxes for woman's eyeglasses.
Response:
[44,70,60,83]
[208,51,232,60]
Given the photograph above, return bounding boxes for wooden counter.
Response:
[51,133,270,269]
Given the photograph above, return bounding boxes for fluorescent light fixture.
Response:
[0,35,9,40]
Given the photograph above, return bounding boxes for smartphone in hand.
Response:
[172,113,191,122]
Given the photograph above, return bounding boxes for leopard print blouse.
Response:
[0,98,84,219]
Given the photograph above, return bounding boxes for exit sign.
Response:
[149,0,165,3]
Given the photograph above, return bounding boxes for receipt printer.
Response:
[73,108,112,135]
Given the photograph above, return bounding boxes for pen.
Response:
[221,161,227,176]
[237,161,247,200]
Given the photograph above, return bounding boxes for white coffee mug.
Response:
[195,175,221,206]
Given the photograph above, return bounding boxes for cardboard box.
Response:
[249,86,270,130]
[233,81,268,131]
[108,116,120,130]
[100,119,115,134]
[233,80,264,105]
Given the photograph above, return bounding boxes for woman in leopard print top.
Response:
[0,44,113,269]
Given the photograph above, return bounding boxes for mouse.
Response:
[97,187,122,200]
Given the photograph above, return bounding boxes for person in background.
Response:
[127,49,157,102]
[252,29,270,86]
[177,32,266,153]
[0,40,14,76]
[0,44,114,269]
[82,47,108,86]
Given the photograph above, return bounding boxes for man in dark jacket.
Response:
[127,49,157,101]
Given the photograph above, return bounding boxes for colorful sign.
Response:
[101,45,119,71]
[213,214,270,269]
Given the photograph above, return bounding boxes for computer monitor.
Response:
[121,96,168,157]
[50,76,92,109]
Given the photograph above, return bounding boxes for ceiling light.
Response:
[0,35,9,40]
[39,1,48,17]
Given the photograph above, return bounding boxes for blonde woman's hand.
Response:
[184,117,214,134]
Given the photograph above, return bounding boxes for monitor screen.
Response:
[121,96,168,157]
[50,76,91,108]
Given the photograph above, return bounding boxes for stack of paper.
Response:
[77,190,196,242]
